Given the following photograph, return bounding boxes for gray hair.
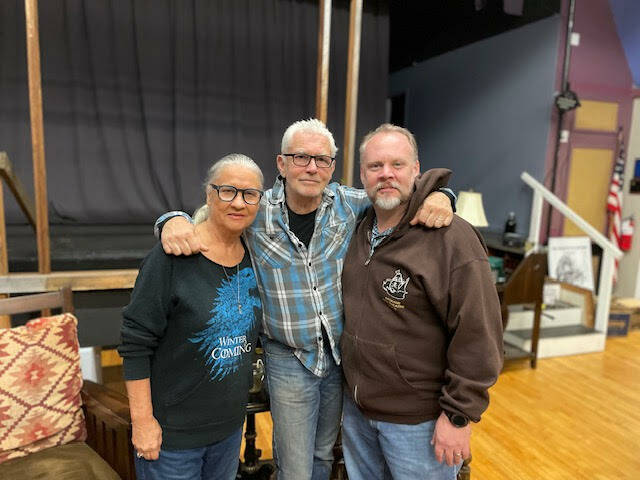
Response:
[281,118,338,157]
[193,153,264,224]
[358,124,419,164]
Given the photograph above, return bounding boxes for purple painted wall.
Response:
[543,0,635,239]
[609,0,640,87]
[571,0,633,92]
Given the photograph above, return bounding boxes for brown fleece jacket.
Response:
[341,168,503,424]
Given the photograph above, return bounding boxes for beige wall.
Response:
[616,97,640,298]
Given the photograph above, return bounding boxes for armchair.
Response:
[0,288,134,479]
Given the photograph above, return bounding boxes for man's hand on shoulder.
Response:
[430,411,471,467]
[161,217,206,256]
[411,191,454,228]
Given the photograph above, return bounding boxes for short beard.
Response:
[374,195,402,210]
[370,181,407,210]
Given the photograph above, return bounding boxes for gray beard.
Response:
[374,195,402,210]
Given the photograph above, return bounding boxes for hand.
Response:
[410,191,453,228]
[430,411,471,467]
[132,416,163,461]
[161,216,207,255]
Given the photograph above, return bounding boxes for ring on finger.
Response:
[455,452,463,457]
[136,452,143,458]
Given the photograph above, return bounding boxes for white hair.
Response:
[280,118,338,157]
[193,153,263,224]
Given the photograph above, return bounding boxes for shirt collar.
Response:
[372,215,395,238]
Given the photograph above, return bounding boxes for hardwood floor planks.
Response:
[251,332,640,479]
[472,331,640,479]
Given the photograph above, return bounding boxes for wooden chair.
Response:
[0,288,135,479]
[0,287,74,316]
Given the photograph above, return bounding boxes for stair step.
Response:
[504,325,605,359]
[506,303,583,330]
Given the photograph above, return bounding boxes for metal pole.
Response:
[545,0,576,242]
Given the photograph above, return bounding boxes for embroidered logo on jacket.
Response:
[382,269,410,300]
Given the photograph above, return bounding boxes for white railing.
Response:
[521,172,623,334]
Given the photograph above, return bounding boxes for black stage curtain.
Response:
[0,0,388,224]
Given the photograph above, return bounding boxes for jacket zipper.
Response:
[354,384,361,407]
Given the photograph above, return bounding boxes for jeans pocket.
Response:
[262,338,295,358]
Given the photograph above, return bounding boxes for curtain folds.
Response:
[0,0,388,224]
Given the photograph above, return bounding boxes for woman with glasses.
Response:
[119,153,264,480]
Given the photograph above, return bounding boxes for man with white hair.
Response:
[340,124,503,480]
[155,119,456,480]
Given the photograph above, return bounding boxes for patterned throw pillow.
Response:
[0,313,86,464]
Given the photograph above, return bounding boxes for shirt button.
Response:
[313,286,317,290]
[317,336,322,341]
[318,311,322,316]
[308,262,312,266]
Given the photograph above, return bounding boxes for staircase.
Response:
[520,172,623,355]
[504,303,605,358]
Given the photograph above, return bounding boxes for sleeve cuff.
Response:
[153,211,193,239]
[123,356,152,380]
[437,187,457,213]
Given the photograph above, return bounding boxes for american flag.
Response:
[607,145,625,282]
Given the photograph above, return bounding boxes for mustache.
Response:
[374,182,400,192]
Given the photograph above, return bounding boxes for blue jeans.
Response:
[262,337,343,480]
[134,427,243,480]
[342,394,460,480]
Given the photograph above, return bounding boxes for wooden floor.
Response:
[472,330,640,480]
[252,331,640,479]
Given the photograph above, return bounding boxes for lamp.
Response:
[456,191,488,227]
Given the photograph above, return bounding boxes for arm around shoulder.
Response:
[155,211,206,256]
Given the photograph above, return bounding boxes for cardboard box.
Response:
[608,312,630,336]
[611,298,640,330]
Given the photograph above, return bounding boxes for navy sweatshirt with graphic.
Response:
[119,243,261,450]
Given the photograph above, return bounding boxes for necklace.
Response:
[222,264,241,313]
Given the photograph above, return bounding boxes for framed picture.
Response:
[548,236,595,291]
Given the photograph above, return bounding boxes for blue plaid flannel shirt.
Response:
[246,177,369,376]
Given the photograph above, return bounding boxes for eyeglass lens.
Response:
[214,185,262,204]
[291,154,333,168]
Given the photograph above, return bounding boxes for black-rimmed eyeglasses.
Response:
[282,153,335,168]
[209,184,263,205]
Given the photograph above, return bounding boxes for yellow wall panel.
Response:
[574,100,618,131]
[563,148,613,236]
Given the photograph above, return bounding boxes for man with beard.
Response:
[340,124,503,480]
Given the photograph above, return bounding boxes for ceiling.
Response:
[389,0,562,73]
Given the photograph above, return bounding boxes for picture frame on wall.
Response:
[548,236,595,291]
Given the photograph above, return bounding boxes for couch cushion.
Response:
[0,441,120,480]
[0,314,86,463]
